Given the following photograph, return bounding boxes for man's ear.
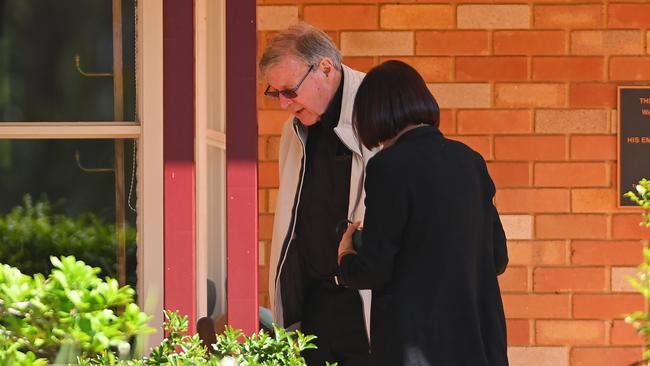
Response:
[319,57,334,77]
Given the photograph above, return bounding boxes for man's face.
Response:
[264,56,331,126]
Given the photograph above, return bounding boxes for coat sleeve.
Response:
[339,156,409,290]
[492,205,508,275]
[481,156,508,275]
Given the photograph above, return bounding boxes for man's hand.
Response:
[338,221,361,265]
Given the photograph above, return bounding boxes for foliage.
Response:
[0,256,153,365]
[625,178,650,364]
[79,310,328,366]
[624,178,650,227]
[0,195,136,284]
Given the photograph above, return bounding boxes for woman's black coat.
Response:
[339,126,509,366]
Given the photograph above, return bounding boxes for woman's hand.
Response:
[338,221,361,265]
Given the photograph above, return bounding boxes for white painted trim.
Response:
[0,123,141,139]
[206,129,226,150]
[137,0,164,350]
[195,0,209,319]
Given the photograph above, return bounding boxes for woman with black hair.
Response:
[337,60,509,366]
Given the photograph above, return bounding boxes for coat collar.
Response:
[293,64,366,156]
[394,125,443,145]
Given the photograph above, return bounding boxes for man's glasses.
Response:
[264,65,314,99]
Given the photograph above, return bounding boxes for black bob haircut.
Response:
[353,60,440,149]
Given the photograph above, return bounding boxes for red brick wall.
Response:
[256,2,650,365]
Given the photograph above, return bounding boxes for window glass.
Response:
[206,145,226,319]
[0,139,138,290]
[0,0,136,122]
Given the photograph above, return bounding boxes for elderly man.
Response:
[259,22,374,365]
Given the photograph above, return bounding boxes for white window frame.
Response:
[195,0,227,319]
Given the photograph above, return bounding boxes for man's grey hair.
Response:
[259,22,342,77]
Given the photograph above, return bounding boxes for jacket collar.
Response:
[293,64,366,156]
[394,125,443,145]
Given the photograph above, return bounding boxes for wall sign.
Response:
[618,86,650,207]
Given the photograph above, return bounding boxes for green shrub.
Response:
[625,178,650,364]
[0,256,153,365]
[624,178,650,227]
[80,310,326,366]
[0,195,136,285]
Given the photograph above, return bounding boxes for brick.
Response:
[610,57,650,81]
[534,4,604,29]
[572,241,643,266]
[457,110,531,135]
[495,83,566,108]
[416,31,489,56]
[507,241,566,266]
[257,6,299,31]
[448,136,491,160]
[612,214,650,239]
[258,162,279,188]
[341,31,413,56]
[342,57,376,73]
[532,56,605,81]
[507,347,567,366]
[259,189,268,213]
[611,267,638,293]
[456,57,528,81]
[304,5,378,31]
[573,294,644,319]
[536,214,607,239]
[611,319,645,345]
[503,294,570,319]
[534,163,609,187]
[267,136,281,161]
[494,136,566,161]
[507,319,530,346]
[259,214,274,240]
[648,31,650,54]
[259,241,268,267]
[487,162,530,188]
[572,189,620,213]
[571,347,643,366]
[499,266,528,292]
[570,136,616,160]
[259,111,290,135]
[457,5,529,29]
[427,83,491,109]
[608,4,650,28]
[258,266,268,292]
[494,31,565,55]
[571,31,644,55]
[535,109,609,134]
[534,267,606,292]
[570,83,617,108]
[258,137,267,161]
[268,189,278,214]
[381,57,452,82]
[500,215,533,240]
[380,5,453,30]
[536,320,606,345]
[496,189,569,213]
[439,109,454,135]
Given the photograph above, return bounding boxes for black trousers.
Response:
[301,281,371,366]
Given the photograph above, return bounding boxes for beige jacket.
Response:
[268,65,375,336]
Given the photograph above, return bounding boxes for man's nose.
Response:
[279,95,292,109]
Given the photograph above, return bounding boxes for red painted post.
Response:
[226,1,259,334]
[163,0,196,333]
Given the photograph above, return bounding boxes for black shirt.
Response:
[294,75,351,280]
